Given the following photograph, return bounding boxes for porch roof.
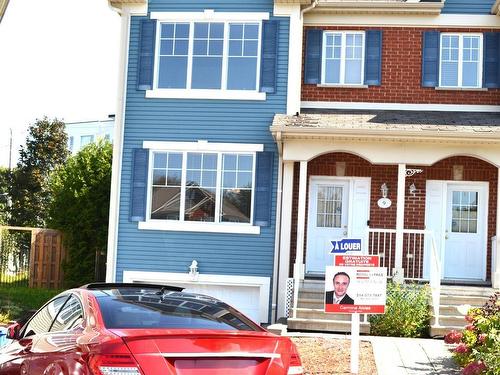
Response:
[271,110,500,142]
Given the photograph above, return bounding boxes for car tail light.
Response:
[88,354,142,375]
[287,349,304,375]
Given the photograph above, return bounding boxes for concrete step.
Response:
[440,285,495,297]
[435,295,488,307]
[297,298,325,309]
[288,317,370,334]
[294,308,369,322]
[438,304,467,316]
[431,315,467,328]
[298,290,325,300]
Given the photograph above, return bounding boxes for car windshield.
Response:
[95,288,261,331]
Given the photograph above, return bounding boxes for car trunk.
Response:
[110,329,293,375]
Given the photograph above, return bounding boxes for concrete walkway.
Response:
[369,336,460,375]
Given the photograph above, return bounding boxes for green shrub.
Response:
[445,292,500,375]
[369,281,431,338]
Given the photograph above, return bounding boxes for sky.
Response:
[0,0,121,168]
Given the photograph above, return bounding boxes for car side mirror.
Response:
[6,322,20,340]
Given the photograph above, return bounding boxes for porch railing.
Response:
[368,228,441,326]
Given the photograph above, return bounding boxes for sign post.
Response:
[325,239,387,374]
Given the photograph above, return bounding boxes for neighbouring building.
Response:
[107,0,500,332]
[65,116,115,154]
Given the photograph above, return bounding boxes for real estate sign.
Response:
[324,255,387,314]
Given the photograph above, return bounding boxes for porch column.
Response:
[277,161,295,319]
[494,169,500,288]
[394,163,406,281]
[294,161,308,281]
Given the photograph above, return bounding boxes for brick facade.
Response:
[302,27,500,105]
[289,153,497,282]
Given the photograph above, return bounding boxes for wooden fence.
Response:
[0,226,65,289]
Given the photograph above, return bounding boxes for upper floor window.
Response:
[322,31,365,85]
[137,11,278,100]
[80,135,94,147]
[440,34,482,88]
[157,22,260,91]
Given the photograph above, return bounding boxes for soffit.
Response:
[271,110,500,144]
[310,0,444,15]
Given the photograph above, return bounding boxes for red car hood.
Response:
[109,329,295,375]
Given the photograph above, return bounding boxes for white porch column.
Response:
[294,161,308,280]
[394,163,406,281]
[277,161,295,319]
[493,169,500,288]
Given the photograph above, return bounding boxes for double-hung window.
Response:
[147,146,258,232]
[322,31,365,85]
[440,33,482,88]
[157,21,260,91]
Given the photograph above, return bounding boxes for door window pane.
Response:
[451,191,478,233]
[317,186,343,228]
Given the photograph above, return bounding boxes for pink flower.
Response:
[445,330,463,344]
[454,343,469,354]
[465,324,475,331]
[465,314,474,323]
[462,361,486,375]
[478,334,487,344]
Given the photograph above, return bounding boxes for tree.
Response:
[0,167,10,225]
[47,140,113,286]
[9,118,69,227]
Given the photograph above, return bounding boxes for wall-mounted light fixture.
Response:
[380,183,388,198]
[409,183,417,195]
[189,260,199,280]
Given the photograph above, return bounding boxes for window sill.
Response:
[317,84,368,89]
[145,89,266,101]
[138,220,261,235]
[435,87,488,92]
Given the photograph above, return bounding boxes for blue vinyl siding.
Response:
[442,0,496,14]
[115,0,288,298]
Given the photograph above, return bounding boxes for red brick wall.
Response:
[302,27,500,105]
[288,154,497,281]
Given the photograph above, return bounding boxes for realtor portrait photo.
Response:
[325,271,354,305]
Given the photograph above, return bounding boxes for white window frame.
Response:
[139,141,263,235]
[321,31,365,86]
[439,33,483,89]
[147,11,269,101]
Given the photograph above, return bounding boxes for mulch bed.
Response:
[291,336,377,375]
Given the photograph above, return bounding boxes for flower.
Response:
[462,361,486,375]
[454,343,469,354]
[465,314,474,323]
[465,324,475,331]
[445,330,463,344]
[478,334,487,344]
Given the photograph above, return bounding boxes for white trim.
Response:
[138,220,260,234]
[150,11,270,22]
[146,89,266,101]
[106,9,132,283]
[439,33,483,89]
[304,14,500,28]
[321,30,365,86]
[143,141,263,152]
[122,270,270,323]
[301,101,500,113]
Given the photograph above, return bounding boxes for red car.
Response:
[0,283,303,375]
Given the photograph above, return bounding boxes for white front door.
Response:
[425,181,487,281]
[306,179,349,274]
[444,184,487,280]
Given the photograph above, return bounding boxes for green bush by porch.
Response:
[369,281,431,338]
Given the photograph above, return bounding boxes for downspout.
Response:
[301,0,318,19]
[271,131,283,322]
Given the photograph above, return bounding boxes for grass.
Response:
[0,284,63,324]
